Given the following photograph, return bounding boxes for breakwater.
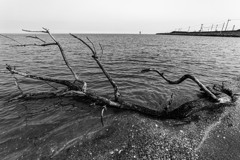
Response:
[157,30,240,37]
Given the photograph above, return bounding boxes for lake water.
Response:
[0,34,240,159]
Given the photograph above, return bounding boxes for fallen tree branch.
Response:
[9,88,169,118]
[10,87,232,120]
[4,28,237,123]
[6,65,234,120]
[141,68,219,102]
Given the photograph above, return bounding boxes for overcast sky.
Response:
[1,0,240,34]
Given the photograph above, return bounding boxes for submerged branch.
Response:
[7,64,232,120]
[6,64,84,91]
[13,43,57,47]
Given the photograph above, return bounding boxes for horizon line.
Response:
[0,32,155,35]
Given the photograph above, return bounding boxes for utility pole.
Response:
[188,26,190,32]
[215,25,218,31]
[225,19,231,31]
[232,25,235,31]
[221,22,225,31]
[211,24,213,31]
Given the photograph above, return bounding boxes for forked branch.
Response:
[21,28,87,92]
[22,29,79,80]
[70,34,120,101]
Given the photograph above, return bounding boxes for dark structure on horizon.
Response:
[156,29,240,37]
[157,19,240,37]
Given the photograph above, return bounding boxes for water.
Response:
[0,34,240,159]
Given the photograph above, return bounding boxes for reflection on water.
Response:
[0,34,240,159]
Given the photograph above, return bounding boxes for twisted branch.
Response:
[141,68,219,102]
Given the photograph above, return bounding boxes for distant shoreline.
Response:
[156,30,240,37]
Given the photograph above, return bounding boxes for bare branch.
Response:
[12,42,57,47]
[86,37,97,54]
[6,64,84,91]
[22,29,47,33]
[42,29,80,82]
[22,28,86,92]
[26,35,46,43]
[99,43,104,60]
[0,34,22,45]
[141,68,219,102]
[70,34,120,101]
[70,33,95,54]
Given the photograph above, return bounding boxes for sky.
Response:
[1,0,240,34]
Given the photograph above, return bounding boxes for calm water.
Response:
[0,34,240,159]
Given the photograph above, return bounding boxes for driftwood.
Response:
[3,28,236,124]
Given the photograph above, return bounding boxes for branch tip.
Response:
[101,105,107,126]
